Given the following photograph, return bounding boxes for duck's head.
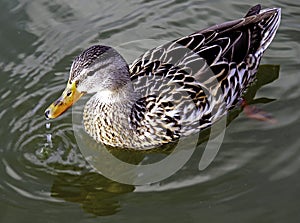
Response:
[45,45,130,119]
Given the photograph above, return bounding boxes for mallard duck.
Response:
[45,4,281,150]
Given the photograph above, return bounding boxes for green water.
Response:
[1,0,300,222]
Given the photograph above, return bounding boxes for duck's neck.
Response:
[83,83,140,148]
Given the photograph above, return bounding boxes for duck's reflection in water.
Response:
[51,171,134,216]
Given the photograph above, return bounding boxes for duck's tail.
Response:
[246,5,281,58]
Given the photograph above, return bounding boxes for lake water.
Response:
[0,0,300,222]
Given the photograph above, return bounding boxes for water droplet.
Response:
[46,134,53,148]
[46,123,51,129]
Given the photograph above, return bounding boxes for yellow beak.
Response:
[45,82,83,119]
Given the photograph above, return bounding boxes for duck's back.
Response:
[127,5,281,147]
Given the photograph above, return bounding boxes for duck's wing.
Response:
[128,5,281,144]
[130,4,280,83]
[196,4,281,65]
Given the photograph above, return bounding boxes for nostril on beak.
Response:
[45,110,50,120]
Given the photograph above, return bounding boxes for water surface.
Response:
[0,0,300,222]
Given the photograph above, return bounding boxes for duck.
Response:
[45,4,281,150]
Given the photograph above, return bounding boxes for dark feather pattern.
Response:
[126,5,281,147]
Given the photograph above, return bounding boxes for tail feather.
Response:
[255,7,281,57]
[244,4,261,17]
